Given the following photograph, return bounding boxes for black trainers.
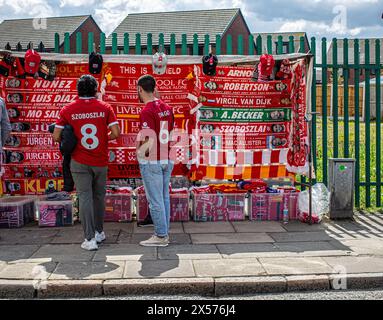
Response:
[138,214,154,227]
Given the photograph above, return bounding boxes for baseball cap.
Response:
[24,49,41,74]
[89,52,103,74]
[202,54,218,76]
[152,51,168,75]
[259,54,275,76]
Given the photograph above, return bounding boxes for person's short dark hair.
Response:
[77,75,98,97]
[137,75,156,93]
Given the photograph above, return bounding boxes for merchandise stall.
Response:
[0,49,314,228]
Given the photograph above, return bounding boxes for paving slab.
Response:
[28,244,96,263]
[103,222,134,233]
[231,221,286,233]
[269,231,336,243]
[183,222,235,234]
[104,278,215,296]
[0,280,36,299]
[37,280,103,298]
[217,243,282,259]
[50,230,85,244]
[0,262,57,280]
[93,244,157,261]
[102,229,121,244]
[329,239,383,256]
[124,260,195,278]
[193,259,266,277]
[286,275,330,292]
[132,222,184,234]
[49,261,125,280]
[158,245,221,260]
[273,241,354,257]
[215,276,287,296]
[322,256,383,274]
[259,257,333,275]
[0,245,40,262]
[281,221,326,232]
[0,229,59,245]
[116,231,132,243]
[131,233,192,245]
[191,233,274,245]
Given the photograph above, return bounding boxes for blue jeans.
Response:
[139,161,174,237]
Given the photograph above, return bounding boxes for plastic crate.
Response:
[35,196,74,227]
[192,193,246,222]
[249,193,299,221]
[104,193,133,222]
[0,196,36,228]
[135,192,190,222]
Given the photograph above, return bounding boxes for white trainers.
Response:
[95,231,106,244]
[81,238,98,251]
[139,235,169,247]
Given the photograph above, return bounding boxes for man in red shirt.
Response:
[53,75,120,251]
[136,75,174,247]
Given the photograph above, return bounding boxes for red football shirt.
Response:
[56,97,118,167]
[139,99,174,161]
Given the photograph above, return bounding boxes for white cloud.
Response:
[60,0,95,7]
[1,0,54,17]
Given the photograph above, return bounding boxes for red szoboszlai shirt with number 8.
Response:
[56,97,118,167]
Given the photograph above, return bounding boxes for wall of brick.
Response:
[221,13,251,55]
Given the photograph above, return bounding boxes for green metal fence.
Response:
[52,32,383,209]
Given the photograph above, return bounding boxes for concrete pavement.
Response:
[1,213,383,298]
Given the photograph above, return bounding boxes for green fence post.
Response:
[76,32,82,54]
[322,37,328,186]
[216,35,221,55]
[181,34,187,55]
[277,35,283,54]
[267,35,272,54]
[55,33,60,53]
[124,33,129,54]
[226,35,232,55]
[147,33,153,55]
[289,35,295,53]
[376,39,382,207]
[193,34,199,56]
[238,35,244,55]
[100,33,106,54]
[248,34,254,55]
[256,35,262,55]
[112,33,118,54]
[299,36,305,53]
[64,32,70,54]
[354,39,361,207]
[311,37,317,183]
[332,38,339,158]
[170,34,176,55]
[88,32,94,54]
[204,34,210,56]
[135,33,141,55]
[343,38,350,158]
[365,39,371,208]
[159,33,165,52]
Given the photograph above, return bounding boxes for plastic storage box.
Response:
[136,192,190,222]
[249,193,299,221]
[0,196,36,228]
[192,193,246,222]
[35,196,74,227]
[104,193,133,222]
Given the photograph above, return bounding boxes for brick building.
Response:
[0,15,102,53]
[105,8,252,55]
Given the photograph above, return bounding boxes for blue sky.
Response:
[0,0,382,39]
